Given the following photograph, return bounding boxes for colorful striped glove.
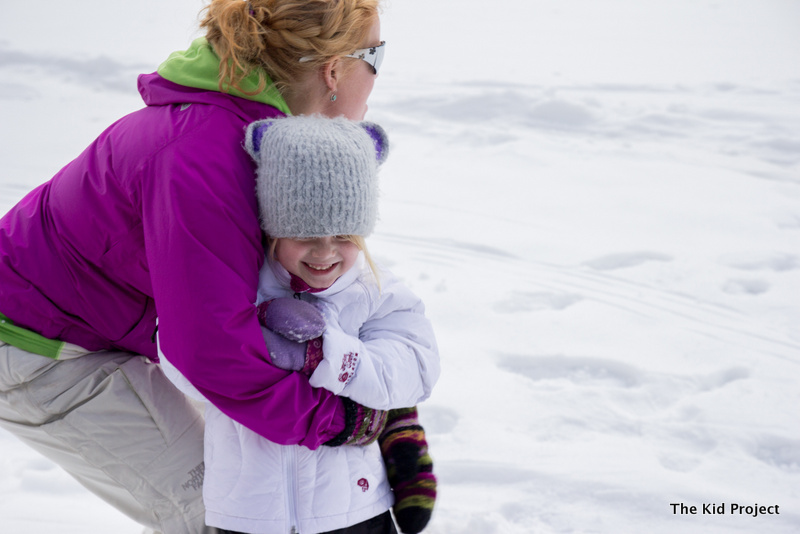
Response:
[379,407,437,533]
[324,397,388,447]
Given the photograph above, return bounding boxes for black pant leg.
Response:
[323,511,398,534]
[217,510,398,534]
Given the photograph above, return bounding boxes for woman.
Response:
[0,1,403,533]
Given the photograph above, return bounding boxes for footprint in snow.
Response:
[436,460,538,485]
[583,251,673,271]
[772,211,800,229]
[719,252,800,272]
[497,354,644,388]
[722,278,770,296]
[418,405,460,435]
[657,425,720,473]
[498,353,750,396]
[751,434,800,473]
[493,291,583,313]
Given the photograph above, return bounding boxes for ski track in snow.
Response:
[376,233,799,361]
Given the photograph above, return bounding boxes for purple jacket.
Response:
[0,73,344,448]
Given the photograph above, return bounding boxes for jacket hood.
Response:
[153,37,291,115]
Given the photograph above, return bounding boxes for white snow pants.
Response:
[0,341,217,534]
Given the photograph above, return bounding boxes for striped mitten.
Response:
[378,407,436,533]
[323,398,388,447]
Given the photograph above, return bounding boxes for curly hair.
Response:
[201,0,381,95]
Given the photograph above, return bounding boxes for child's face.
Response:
[274,236,360,289]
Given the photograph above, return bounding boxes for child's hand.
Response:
[257,297,326,342]
[261,327,313,372]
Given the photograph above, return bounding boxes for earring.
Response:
[330,93,337,102]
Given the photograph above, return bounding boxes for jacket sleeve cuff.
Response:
[309,325,362,394]
[323,397,358,446]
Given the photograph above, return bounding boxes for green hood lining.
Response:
[157,37,292,115]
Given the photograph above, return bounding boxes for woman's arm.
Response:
[140,109,346,449]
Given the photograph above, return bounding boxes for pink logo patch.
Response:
[338,352,358,383]
[358,478,369,492]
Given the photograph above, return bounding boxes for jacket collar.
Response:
[155,37,291,114]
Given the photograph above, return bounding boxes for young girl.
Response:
[161,115,439,534]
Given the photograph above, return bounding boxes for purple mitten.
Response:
[257,298,326,342]
[261,327,307,371]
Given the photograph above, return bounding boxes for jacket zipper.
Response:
[284,446,300,534]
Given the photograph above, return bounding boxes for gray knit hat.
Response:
[245,115,389,239]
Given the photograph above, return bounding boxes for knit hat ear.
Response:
[244,118,280,159]
[361,122,389,165]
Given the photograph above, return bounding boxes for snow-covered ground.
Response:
[2,1,799,532]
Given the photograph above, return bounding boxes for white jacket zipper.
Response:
[284,446,300,534]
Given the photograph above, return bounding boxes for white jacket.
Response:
[160,253,440,533]
[261,253,440,410]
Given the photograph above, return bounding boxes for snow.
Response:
[1,1,799,532]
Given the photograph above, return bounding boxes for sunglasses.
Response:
[299,41,386,75]
[344,41,386,75]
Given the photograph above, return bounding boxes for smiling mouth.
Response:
[304,262,338,274]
